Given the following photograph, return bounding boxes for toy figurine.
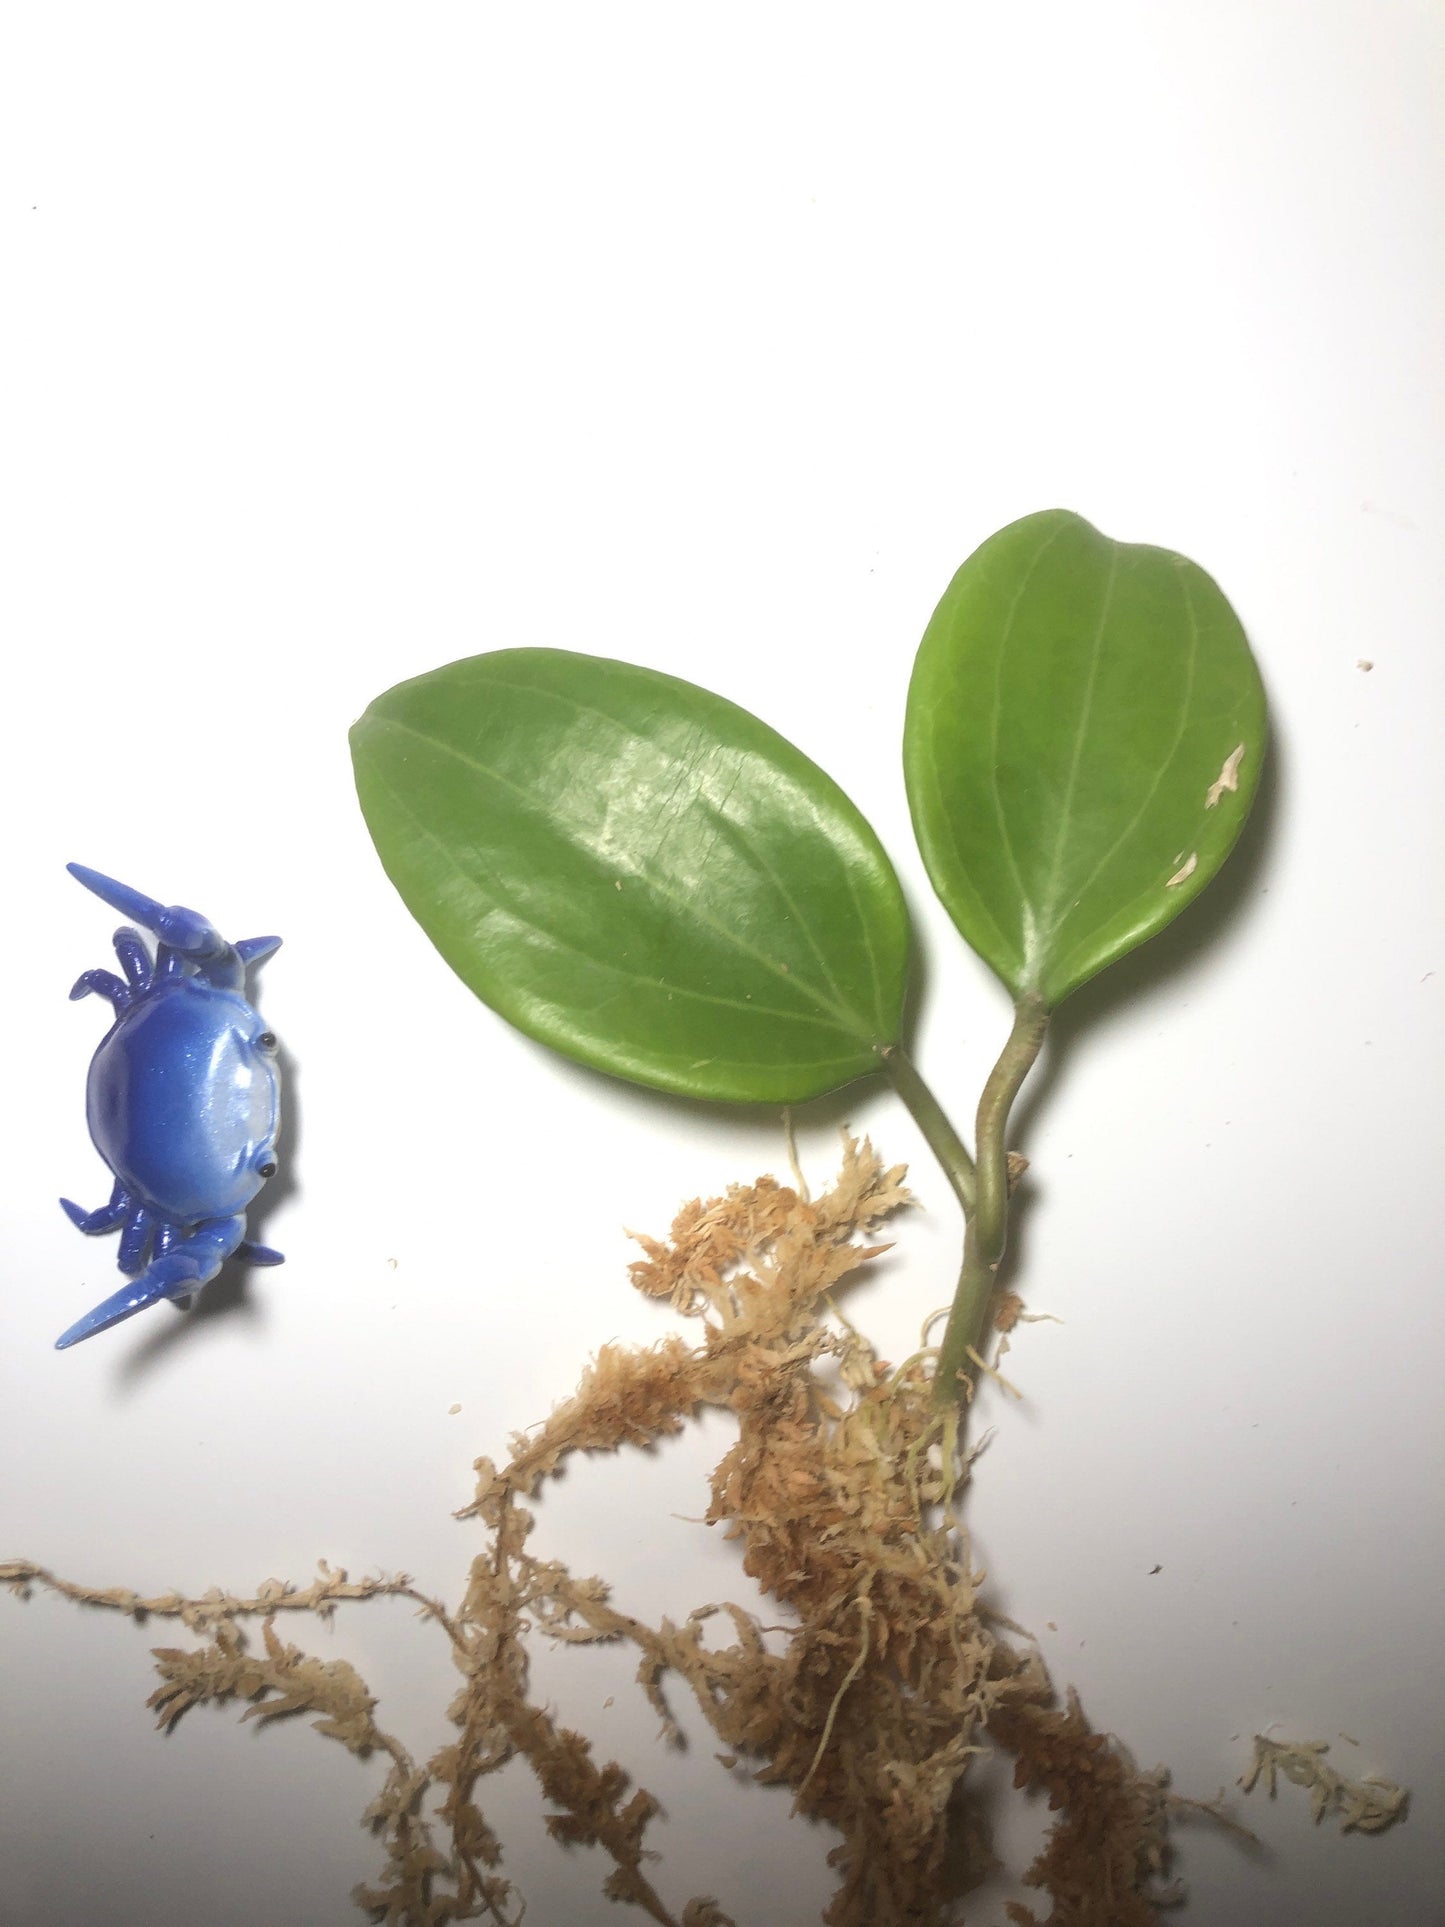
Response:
[56,864,284,1349]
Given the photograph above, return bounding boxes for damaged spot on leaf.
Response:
[1206,744,1247,809]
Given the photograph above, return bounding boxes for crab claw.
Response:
[55,1215,246,1350]
[67,863,227,960]
[54,1269,190,1349]
[237,935,283,970]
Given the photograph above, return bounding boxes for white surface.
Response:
[2,6,1442,1924]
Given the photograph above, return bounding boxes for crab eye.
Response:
[257,1031,278,1052]
[258,1160,278,1179]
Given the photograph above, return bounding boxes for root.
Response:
[5,1140,1258,1925]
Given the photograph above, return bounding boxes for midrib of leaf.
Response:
[1042,561,1203,984]
[366,758,861,1051]
[919,520,1070,983]
[366,714,874,1044]
[1035,541,1121,952]
[987,517,1069,968]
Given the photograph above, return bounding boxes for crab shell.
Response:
[87,980,281,1224]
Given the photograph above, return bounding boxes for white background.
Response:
[2,6,1442,1924]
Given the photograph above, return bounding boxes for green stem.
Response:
[932,1236,996,1407]
[880,1045,977,1216]
[972,992,1049,1258]
[933,993,1049,1406]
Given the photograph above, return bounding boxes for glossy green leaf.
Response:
[904,510,1266,1008]
[351,648,910,1103]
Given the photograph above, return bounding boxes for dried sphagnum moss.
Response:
[8,1141,1238,1924]
[1239,1736,1408,1834]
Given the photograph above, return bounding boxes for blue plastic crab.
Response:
[56,864,284,1350]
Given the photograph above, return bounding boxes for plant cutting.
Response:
[350,507,1266,1411]
[22,507,1387,1927]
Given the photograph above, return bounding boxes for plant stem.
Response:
[933,994,1049,1406]
[880,1045,977,1215]
[933,1239,996,1408]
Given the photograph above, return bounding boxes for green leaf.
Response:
[351,648,910,1103]
[904,510,1267,1008]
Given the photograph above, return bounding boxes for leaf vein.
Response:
[1039,541,1120,933]
[366,759,854,1035]
[367,716,866,1038]
[1045,558,1203,968]
[989,518,1071,948]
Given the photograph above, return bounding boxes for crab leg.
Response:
[59,1180,131,1234]
[112,927,152,989]
[69,968,132,1010]
[116,1203,154,1275]
[54,1214,248,1350]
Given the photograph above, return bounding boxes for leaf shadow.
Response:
[111,1263,262,1390]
